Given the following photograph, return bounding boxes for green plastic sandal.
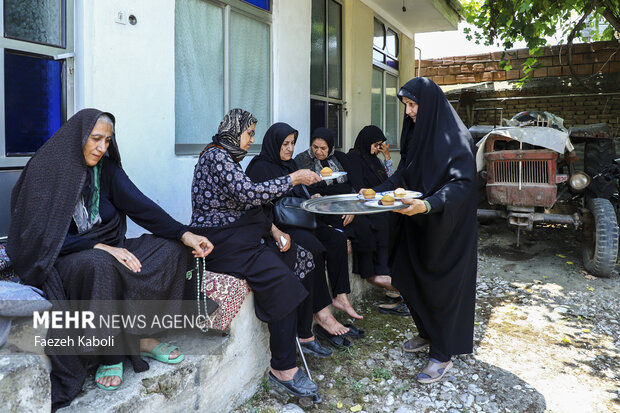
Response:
[95,362,123,390]
[140,342,185,364]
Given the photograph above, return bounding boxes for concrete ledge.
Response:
[0,261,375,412]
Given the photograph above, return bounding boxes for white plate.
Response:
[320,171,347,180]
[380,190,423,199]
[356,193,382,201]
[364,200,405,209]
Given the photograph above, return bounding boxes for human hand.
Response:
[342,214,355,226]
[290,169,322,186]
[271,225,292,252]
[181,231,214,258]
[393,198,427,216]
[311,193,322,199]
[379,142,391,160]
[94,243,142,272]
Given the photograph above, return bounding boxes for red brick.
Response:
[569,54,583,64]
[574,64,593,75]
[461,64,473,73]
[595,63,609,74]
[562,66,575,76]
[506,69,521,80]
[442,58,455,65]
[491,51,504,60]
[443,74,456,85]
[420,60,434,68]
[533,67,548,78]
[485,62,500,71]
[472,63,485,72]
[455,74,476,83]
[449,65,461,74]
[538,57,553,66]
[481,72,493,81]
[610,61,620,72]
[432,75,445,84]
[517,48,531,58]
[582,53,605,64]
[547,66,562,77]
[452,56,467,64]
[437,66,450,75]
[493,71,507,81]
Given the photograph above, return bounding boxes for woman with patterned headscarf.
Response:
[189,109,323,397]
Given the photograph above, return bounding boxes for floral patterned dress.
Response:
[189,146,314,322]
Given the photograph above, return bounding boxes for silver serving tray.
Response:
[301,194,407,215]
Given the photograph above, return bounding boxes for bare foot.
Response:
[314,307,349,335]
[271,366,298,382]
[347,239,353,254]
[139,338,181,360]
[332,293,363,320]
[366,275,397,291]
[96,365,122,388]
[298,335,315,343]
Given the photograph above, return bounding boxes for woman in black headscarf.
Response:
[189,109,323,397]
[347,125,399,296]
[8,109,213,409]
[247,122,364,348]
[370,77,477,383]
[296,128,391,291]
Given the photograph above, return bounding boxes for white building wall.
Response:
[74,0,313,235]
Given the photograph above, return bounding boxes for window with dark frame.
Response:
[310,0,343,148]
[1,0,74,165]
[371,17,400,148]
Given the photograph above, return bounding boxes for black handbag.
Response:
[273,186,317,230]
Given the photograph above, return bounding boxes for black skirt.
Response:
[190,208,311,322]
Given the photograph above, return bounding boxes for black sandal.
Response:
[313,324,352,349]
[343,323,365,339]
[378,301,411,316]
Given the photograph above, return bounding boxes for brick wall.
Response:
[420,41,620,85]
[418,41,620,137]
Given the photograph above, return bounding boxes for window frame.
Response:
[372,17,400,149]
[174,0,272,156]
[310,0,344,148]
[372,17,399,74]
[0,0,75,168]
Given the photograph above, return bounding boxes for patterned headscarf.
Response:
[212,108,257,162]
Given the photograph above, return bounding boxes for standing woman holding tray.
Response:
[371,77,478,383]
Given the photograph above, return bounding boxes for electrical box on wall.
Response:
[115,10,128,25]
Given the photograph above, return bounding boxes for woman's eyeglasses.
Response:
[245,129,256,138]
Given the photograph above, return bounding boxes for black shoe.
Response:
[313,324,353,349]
[300,338,333,358]
[378,301,411,316]
[343,323,365,339]
[268,369,319,397]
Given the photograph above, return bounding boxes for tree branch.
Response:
[593,0,620,33]
[567,4,596,91]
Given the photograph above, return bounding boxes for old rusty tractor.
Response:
[473,111,618,278]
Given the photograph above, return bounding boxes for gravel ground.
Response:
[235,221,620,413]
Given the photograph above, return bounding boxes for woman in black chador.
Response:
[371,77,477,383]
[8,109,213,410]
[189,109,323,398]
[247,122,364,351]
[295,128,391,293]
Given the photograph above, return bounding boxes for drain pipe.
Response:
[415,46,422,77]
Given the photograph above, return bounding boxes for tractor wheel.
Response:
[584,139,616,199]
[582,198,619,278]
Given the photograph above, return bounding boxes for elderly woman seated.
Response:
[7,109,213,410]
[247,122,365,349]
[295,128,393,291]
[188,109,324,397]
